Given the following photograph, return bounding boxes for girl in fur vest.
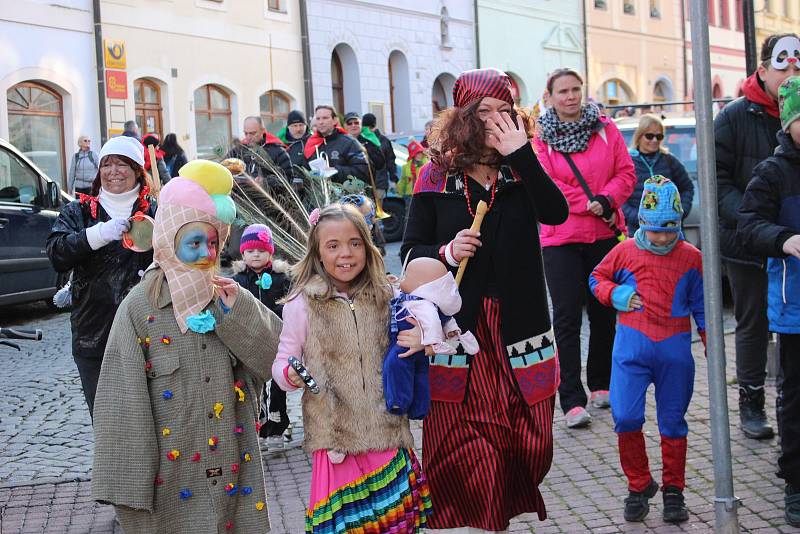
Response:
[271,203,433,533]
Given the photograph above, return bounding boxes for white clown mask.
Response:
[771,36,800,70]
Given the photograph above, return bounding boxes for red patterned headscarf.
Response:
[452,68,514,108]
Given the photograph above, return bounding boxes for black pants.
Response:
[725,261,770,388]
[544,238,618,414]
[73,353,102,420]
[260,379,289,437]
[778,334,800,487]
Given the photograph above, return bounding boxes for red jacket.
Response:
[533,116,636,246]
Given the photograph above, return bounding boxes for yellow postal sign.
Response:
[104,39,127,69]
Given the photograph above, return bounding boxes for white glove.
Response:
[98,218,130,242]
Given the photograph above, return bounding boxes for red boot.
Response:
[618,431,653,492]
[661,435,687,490]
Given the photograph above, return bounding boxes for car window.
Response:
[0,147,43,205]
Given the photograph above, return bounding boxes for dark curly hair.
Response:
[428,100,533,173]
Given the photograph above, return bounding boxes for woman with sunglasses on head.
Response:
[623,114,694,237]
[534,68,636,430]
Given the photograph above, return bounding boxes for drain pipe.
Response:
[299,0,315,119]
[473,0,480,68]
[92,0,108,144]
[582,0,589,96]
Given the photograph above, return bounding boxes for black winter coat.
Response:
[47,198,155,359]
[714,96,782,264]
[738,131,800,258]
[225,141,293,183]
[358,137,387,189]
[285,132,311,174]
[232,265,290,319]
[302,129,369,183]
[165,151,188,178]
[623,150,694,235]
[375,129,397,187]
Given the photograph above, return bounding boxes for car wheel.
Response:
[380,198,406,243]
[45,271,72,312]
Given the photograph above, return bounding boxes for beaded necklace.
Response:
[463,174,497,217]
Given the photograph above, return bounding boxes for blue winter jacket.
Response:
[738,131,800,334]
[623,149,694,236]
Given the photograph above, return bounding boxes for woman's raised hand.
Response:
[485,112,528,156]
[450,229,482,262]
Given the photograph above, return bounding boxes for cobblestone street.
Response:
[0,245,796,533]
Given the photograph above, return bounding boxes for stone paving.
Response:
[0,245,795,533]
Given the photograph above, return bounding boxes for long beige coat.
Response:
[92,274,281,533]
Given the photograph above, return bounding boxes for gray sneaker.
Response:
[591,390,610,409]
[565,406,592,428]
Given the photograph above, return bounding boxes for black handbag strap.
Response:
[561,152,595,200]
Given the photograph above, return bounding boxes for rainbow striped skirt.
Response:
[306,447,432,533]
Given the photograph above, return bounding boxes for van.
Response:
[0,138,71,308]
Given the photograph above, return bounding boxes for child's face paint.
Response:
[242,248,272,272]
[645,230,678,248]
[175,222,219,269]
[317,218,366,293]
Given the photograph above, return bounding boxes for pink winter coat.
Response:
[533,116,636,247]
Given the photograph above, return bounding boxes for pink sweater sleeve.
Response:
[271,295,308,392]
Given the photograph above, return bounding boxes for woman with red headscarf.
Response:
[401,68,568,532]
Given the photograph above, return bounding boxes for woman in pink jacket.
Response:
[534,68,636,429]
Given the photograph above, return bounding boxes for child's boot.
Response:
[786,484,800,527]
[619,431,657,521]
[662,486,689,523]
[661,435,689,523]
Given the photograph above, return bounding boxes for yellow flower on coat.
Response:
[214,402,224,418]
[162,428,171,437]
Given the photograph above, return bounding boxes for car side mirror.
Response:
[46,181,60,209]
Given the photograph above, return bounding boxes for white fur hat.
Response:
[99,135,144,167]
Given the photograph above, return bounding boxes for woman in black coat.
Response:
[400,68,568,531]
[623,114,694,236]
[46,136,156,418]
[161,133,188,178]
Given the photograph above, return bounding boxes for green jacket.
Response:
[397,156,429,197]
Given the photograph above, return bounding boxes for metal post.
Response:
[688,1,740,532]
[742,0,758,75]
[298,0,315,120]
[92,0,108,144]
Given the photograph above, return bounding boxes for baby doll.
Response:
[383,257,478,419]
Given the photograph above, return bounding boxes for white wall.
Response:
[307,0,475,133]
[0,0,100,159]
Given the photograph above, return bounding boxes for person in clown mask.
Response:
[91,160,282,533]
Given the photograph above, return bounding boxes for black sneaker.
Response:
[786,484,800,527]
[624,479,659,522]
[739,385,775,440]
[663,486,689,523]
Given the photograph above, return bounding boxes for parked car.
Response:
[0,137,72,308]
[615,116,702,247]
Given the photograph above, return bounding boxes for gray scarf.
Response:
[537,103,601,154]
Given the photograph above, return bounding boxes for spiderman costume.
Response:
[589,177,705,499]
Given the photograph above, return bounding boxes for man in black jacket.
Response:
[225,116,293,183]
[362,112,398,192]
[715,33,800,439]
[278,109,311,173]
[302,105,368,183]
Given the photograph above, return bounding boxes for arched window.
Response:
[432,73,456,115]
[134,79,163,136]
[331,51,345,116]
[653,79,673,102]
[260,91,290,134]
[194,84,232,159]
[599,78,633,105]
[388,51,412,132]
[7,82,66,188]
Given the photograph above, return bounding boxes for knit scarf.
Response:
[537,103,601,154]
[634,228,681,255]
[741,73,780,118]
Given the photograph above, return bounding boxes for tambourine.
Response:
[122,211,155,252]
[288,356,320,394]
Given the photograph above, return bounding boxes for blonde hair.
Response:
[285,203,391,305]
[631,114,669,154]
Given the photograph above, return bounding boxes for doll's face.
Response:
[175,222,219,270]
[242,248,273,272]
[400,257,448,294]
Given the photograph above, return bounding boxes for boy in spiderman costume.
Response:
[589,176,706,524]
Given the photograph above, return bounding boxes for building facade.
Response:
[587,0,686,107]
[685,0,746,101]
[306,0,474,134]
[1,0,100,189]
[476,0,584,108]
[99,0,306,159]
[755,0,800,52]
